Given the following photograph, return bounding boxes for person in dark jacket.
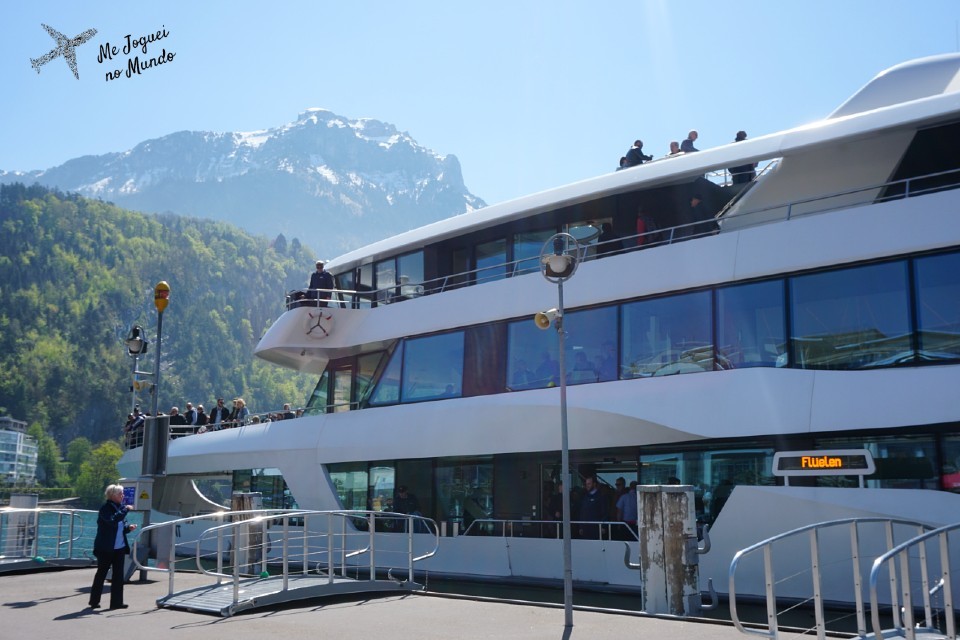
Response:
[578,476,607,539]
[308,260,335,307]
[623,140,653,167]
[89,484,137,610]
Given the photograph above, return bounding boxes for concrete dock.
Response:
[0,568,836,639]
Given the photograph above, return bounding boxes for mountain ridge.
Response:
[0,109,485,256]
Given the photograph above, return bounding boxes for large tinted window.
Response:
[621,291,713,377]
[717,280,786,368]
[914,251,960,361]
[397,251,424,298]
[790,262,911,369]
[477,239,507,283]
[375,259,396,304]
[507,317,559,390]
[513,230,555,277]
[565,307,619,384]
[402,332,464,402]
[369,345,403,406]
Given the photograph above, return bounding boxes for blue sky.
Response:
[2,1,959,209]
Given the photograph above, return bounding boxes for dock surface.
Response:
[0,568,834,639]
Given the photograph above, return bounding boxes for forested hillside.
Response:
[0,183,317,445]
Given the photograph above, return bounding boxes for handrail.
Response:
[728,517,936,640]
[461,517,640,542]
[284,165,960,312]
[867,521,960,640]
[0,507,98,561]
[131,508,440,609]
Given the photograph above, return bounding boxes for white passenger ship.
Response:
[120,54,960,603]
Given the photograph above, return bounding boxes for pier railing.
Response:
[728,517,937,640]
[131,509,440,606]
[0,507,97,566]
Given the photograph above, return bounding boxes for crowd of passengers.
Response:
[122,397,304,442]
[618,129,758,184]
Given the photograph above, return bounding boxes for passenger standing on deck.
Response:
[89,484,137,610]
[183,402,198,426]
[309,260,335,307]
[616,481,639,536]
[680,130,699,153]
[728,130,758,184]
[578,476,607,539]
[668,140,682,156]
[207,397,229,431]
[623,140,653,167]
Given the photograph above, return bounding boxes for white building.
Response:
[0,417,38,485]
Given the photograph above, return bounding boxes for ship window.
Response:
[328,463,369,510]
[305,370,330,414]
[401,332,464,402]
[476,239,507,284]
[717,280,786,369]
[375,259,397,304]
[512,230,555,277]
[369,344,404,406]
[621,290,713,378]
[397,251,424,298]
[914,251,960,361]
[335,270,356,308]
[942,436,960,493]
[356,352,386,405]
[790,261,911,369]
[506,306,618,388]
[357,263,373,309]
[436,457,493,531]
[881,121,960,200]
[815,435,937,490]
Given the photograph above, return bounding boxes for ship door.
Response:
[332,365,354,412]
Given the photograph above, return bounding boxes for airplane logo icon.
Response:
[30,23,97,80]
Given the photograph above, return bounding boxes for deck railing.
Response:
[286,166,960,312]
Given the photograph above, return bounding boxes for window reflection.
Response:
[717,280,786,368]
[369,345,403,406]
[513,230,555,277]
[401,332,464,402]
[436,458,493,530]
[790,262,911,369]
[816,436,938,490]
[476,239,507,283]
[915,252,960,360]
[328,463,368,510]
[621,291,713,377]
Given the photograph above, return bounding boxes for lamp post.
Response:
[537,232,580,629]
[150,281,170,420]
[125,325,149,415]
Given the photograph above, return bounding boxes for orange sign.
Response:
[154,281,170,312]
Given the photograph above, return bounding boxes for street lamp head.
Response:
[539,233,580,282]
[125,325,148,357]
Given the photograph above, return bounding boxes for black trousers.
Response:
[89,549,126,608]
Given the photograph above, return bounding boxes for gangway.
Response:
[0,507,96,573]
[728,517,946,639]
[131,509,440,617]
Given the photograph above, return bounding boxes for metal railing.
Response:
[285,166,960,312]
[729,517,936,640]
[867,521,960,639]
[461,518,639,541]
[131,509,440,608]
[0,507,97,561]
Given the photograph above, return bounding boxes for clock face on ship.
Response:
[304,310,334,339]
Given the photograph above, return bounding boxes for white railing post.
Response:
[326,513,334,584]
[369,512,376,582]
[282,517,289,591]
[408,516,414,584]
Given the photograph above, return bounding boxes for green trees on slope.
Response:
[0,183,316,448]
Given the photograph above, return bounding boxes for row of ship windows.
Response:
[309,248,960,411]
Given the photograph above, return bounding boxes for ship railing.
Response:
[728,517,937,640]
[0,507,97,562]
[461,518,639,542]
[130,509,440,604]
[281,166,960,312]
[123,405,314,450]
[867,521,960,640]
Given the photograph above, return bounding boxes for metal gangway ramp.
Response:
[0,507,97,573]
[728,517,960,640]
[132,509,439,617]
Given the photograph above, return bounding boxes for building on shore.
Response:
[0,417,38,485]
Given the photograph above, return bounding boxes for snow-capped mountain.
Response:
[0,109,485,256]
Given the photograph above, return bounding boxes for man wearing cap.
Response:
[308,260,335,307]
